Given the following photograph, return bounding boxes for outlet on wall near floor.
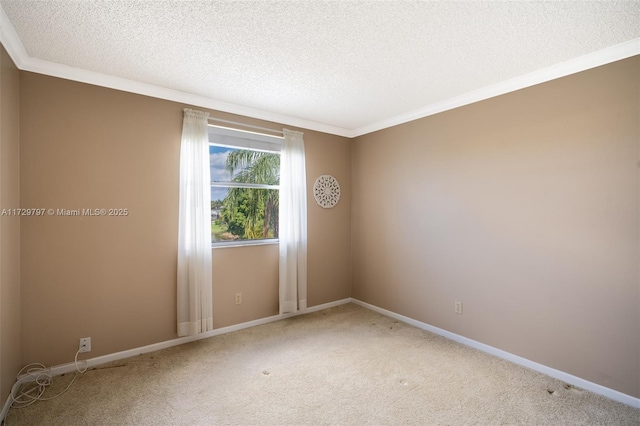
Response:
[79,337,91,353]
[454,301,463,315]
[235,293,242,305]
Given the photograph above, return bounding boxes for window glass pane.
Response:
[210,145,241,182]
[210,144,280,243]
[210,145,280,184]
[212,188,279,242]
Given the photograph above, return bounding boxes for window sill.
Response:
[211,239,278,249]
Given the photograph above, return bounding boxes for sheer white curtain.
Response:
[177,108,213,336]
[279,129,307,314]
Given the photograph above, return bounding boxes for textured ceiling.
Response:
[1,1,639,136]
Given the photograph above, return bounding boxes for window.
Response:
[209,125,282,245]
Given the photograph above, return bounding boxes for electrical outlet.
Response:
[235,293,242,305]
[454,301,463,314]
[79,337,91,353]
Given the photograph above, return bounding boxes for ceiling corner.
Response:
[0,3,352,139]
[351,37,640,138]
[0,3,27,67]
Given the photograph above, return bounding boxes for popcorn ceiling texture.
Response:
[1,1,639,130]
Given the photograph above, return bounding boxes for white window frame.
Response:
[209,125,283,248]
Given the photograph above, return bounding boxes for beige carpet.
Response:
[6,303,640,425]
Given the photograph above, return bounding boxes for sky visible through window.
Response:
[210,145,236,202]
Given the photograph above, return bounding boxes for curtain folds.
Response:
[279,129,308,314]
[177,108,213,336]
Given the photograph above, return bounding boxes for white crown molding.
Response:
[0,5,350,138]
[1,4,638,138]
[350,38,640,137]
[0,3,27,68]
[23,57,352,138]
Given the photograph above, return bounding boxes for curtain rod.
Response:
[207,117,284,135]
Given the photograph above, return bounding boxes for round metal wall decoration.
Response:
[313,175,341,208]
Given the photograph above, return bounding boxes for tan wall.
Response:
[352,57,640,398]
[0,45,21,400]
[14,45,637,401]
[20,72,351,366]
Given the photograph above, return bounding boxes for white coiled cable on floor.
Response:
[9,348,88,409]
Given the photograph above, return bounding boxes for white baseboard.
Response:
[351,298,640,409]
[1,373,32,424]
[48,298,352,377]
[4,295,636,424]
[0,298,351,424]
